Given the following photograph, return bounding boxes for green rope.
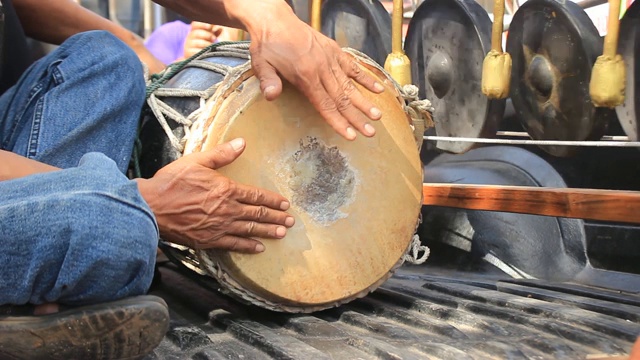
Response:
[129,41,251,179]
[146,41,250,99]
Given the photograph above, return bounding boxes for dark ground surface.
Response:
[145,256,640,360]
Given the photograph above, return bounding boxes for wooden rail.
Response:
[422,183,640,224]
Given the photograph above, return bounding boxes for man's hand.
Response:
[152,0,386,140]
[136,138,294,253]
[245,3,385,140]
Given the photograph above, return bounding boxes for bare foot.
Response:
[34,303,59,315]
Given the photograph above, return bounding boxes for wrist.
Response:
[226,0,295,35]
[135,178,158,214]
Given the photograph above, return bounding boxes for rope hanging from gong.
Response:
[481,0,511,99]
[589,0,626,108]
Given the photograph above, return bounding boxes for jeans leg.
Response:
[0,30,146,172]
[0,153,158,306]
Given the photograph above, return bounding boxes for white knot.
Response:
[409,98,435,114]
[402,84,420,100]
[403,234,430,265]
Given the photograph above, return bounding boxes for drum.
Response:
[139,42,431,312]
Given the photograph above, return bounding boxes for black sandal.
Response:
[0,295,169,360]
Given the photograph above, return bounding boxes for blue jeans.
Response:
[0,31,158,306]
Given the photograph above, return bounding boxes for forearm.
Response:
[12,0,160,71]
[14,0,137,45]
[0,150,59,181]
[152,0,296,34]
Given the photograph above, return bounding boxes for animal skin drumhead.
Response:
[182,63,423,308]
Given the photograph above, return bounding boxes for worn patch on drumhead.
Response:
[284,137,357,225]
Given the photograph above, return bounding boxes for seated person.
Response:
[0,0,384,359]
[145,20,244,65]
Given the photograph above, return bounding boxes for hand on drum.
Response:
[244,2,385,141]
[136,138,294,253]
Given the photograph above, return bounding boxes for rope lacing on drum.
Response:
[144,42,251,153]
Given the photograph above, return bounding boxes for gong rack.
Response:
[310,0,640,228]
[423,134,640,147]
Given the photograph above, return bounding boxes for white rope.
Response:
[423,135,640,147]
[403,234,431,265]
[146,43,252,154]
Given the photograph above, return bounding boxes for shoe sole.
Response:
[0,295,169,360]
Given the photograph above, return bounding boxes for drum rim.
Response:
[183,50,425,313]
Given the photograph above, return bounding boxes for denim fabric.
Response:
[0,31,158,306]
[0,153,158,306]
[0,30,144,171]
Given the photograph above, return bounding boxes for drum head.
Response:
[184,58,423,310]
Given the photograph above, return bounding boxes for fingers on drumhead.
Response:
[215,236,267,253]
[189,138,246,168]
[250,57,283,101]
[230,221,288,239]
[339,53,385,94]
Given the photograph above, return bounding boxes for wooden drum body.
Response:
[141,44,424,312]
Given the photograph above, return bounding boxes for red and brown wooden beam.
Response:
[422,183,640,225]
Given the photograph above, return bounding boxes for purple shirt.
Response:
[144,20,191,65]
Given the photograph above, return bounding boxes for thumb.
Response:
[251,54,283,101]
[188,138,246,169]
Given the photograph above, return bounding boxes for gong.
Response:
[506,0,616,157]
[321,0,392,66]
[616,0,640,141]
[404,0,505,154]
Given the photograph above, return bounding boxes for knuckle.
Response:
[250,189,263,204]
[246,221,256,235]
[336,95,352,112]
[229,238,241,251]
[319,97,338,112]
[350,62,362,77]
[342,79,356,95]
[255,205,268,219]
[214,178,234,197]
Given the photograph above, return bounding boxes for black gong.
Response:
[506,0,616,157]
[321,0,392,66]
[404,0,505,154]
[616,0,640,141]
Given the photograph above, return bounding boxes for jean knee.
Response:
[64,30,146,105]
[57,187,159,305]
